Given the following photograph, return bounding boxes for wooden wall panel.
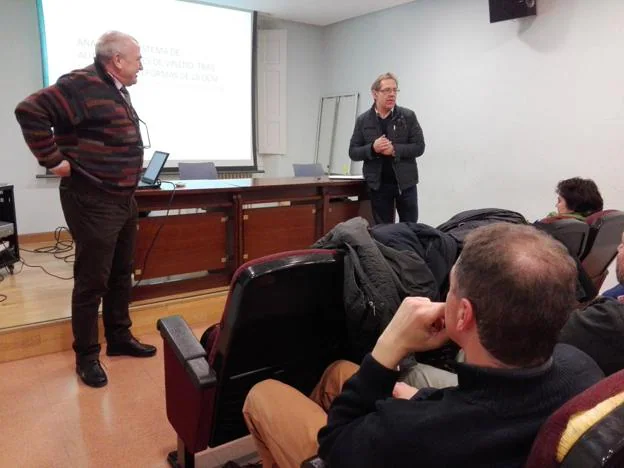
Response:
[242,205,317,261]
[135,212,229,280]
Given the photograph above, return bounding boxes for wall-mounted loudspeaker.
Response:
[489,0,537,23]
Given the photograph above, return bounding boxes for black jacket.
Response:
[371,222,458,296]
[437,208,528,246]
[312,217,437,360]
[318,344,603,468]
[349,105,425,191]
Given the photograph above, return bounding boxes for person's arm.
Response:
[317,353,400,467]
[348,115,375,162]
[392,110,425,160]
[318,298,449,467]
[14,80,81,170]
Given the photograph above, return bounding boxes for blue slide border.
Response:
[36,0,49,86]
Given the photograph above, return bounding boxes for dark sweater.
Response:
[318,344,603,468]
[559,297,624,376]
[15,61,143,195]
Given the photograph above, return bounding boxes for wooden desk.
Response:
[132,177,370,301]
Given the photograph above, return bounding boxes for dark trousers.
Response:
[60,183,137,364]
[369,184,418,224]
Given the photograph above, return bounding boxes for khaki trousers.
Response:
[242,360,359,468]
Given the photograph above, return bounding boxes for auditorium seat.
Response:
[525,369,624,468]
[581,210,624,291]
[157,249,349,467]
[534,218,590,259]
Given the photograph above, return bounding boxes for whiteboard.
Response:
[315,93,359,175]
[315,97,337,172]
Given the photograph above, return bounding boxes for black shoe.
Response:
[106,336,157,358]
[76,360,108,388]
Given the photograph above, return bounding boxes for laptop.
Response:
[137,151,169,189]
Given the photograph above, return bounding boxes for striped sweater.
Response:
[15,61,144,195]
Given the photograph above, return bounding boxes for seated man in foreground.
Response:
[243,224,603,468]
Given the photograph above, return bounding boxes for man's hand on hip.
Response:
[372,298,449,370]
[50,160,71,177]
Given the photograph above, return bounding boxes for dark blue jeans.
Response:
[369,184,418,224]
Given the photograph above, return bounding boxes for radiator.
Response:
[218,171,255,179]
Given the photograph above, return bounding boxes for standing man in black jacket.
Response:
[349,72,425,224]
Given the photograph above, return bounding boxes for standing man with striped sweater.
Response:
[15,31,156,388]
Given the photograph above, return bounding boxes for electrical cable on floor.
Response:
[0,271,7,303]
[133,181,177,289]
[4,237,72,280]
[19,226,75,264]
[4,184,176,288]
[17,257,73,280]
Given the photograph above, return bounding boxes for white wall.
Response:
[1,6,324,233]
[3,0,624,268]
[257,16,324,177]
[323,0,624,227]
[1,0,66,234]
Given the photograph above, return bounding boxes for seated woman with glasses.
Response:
[544,177,603,221]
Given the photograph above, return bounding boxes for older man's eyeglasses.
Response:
[377,87,400,95]
[138,117,151,150]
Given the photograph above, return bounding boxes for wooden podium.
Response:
[132,177,370,301]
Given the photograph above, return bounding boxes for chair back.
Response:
[535,218,590,259]
[178,161,218,180]
[293,163,325,177]
[581,210,624,288]
[209,249,348,446]
[525,370,624,468]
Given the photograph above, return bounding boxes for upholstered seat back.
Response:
[159,249,349,455]
[525,370,624,468]
[581,210,624,287]
[535,218,590,259]
[210,249,347,446]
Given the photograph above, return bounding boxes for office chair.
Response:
[293,163,325,177]
[178,161,218,180]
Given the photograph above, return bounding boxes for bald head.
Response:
[453,223,577,366]
[95,31,142,87]
[95,31,138,63]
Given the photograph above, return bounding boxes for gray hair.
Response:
[371,72,399,92]
[95,31,138,62]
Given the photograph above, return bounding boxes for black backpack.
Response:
[437,208,528,246]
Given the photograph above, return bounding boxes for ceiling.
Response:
[200,0,415,26]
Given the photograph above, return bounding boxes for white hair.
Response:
[95,31,138,62]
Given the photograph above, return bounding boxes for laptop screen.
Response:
[142,151,169,183]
